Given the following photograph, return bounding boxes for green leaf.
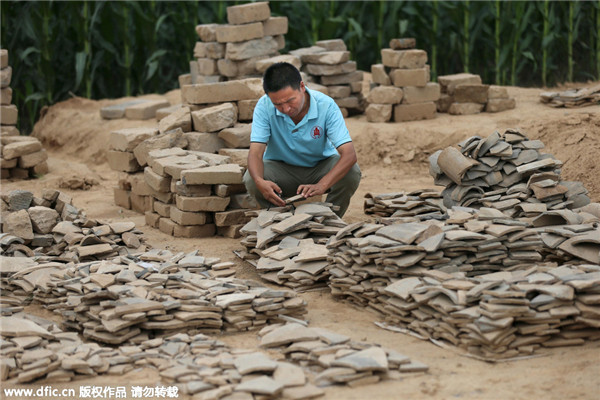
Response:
[74,51,87,91]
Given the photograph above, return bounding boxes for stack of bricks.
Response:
[99,96,171,121]
[109,123,257,238]
[182,1,288,86]
[436,73,516,115]
[366,38,439,123]
[0,49,49,179]
[297,39,365,117]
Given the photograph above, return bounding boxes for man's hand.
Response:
[297,182,327,199]
[257,179,286,207]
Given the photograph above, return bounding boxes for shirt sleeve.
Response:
[325,99,352,148]
[250,96,271,143]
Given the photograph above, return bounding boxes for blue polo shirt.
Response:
[250,87,352,167]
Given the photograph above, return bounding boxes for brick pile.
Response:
[0,49,49,179]
[294,39,366,117]
[429,129,591,216]
[366,38,439,123]
[436,73,516,115]
[182,1,287,86]
[108,126,257,238]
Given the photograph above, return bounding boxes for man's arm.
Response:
[297,142,357,199]
[247,142,286,207]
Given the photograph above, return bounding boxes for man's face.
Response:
[268,82,306,119]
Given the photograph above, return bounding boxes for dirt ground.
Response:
[2,83,600,399]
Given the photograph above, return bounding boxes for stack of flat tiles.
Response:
[0,189,145,265]
[110,126,257,238]
[363,189,446,222]
[540,83,600,108]
[258,322,428,387]
[1,315,427,396]
[367,38,439,123]
[436,73,516,115]
[6,250,307,344]
[297,39,365,117]
[238,202,348,291]
[0,313,142,383]
[326,212,600,359]
[429,129,591,216]
[0,49,49,179]
[184,1,287,86]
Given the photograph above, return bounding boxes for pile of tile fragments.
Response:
[429,129,591,215]
[540,84,600,108]
[1,315,428,398]
[238,202,348,291]
[0,189,146,263]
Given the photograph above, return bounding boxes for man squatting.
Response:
[243,62,361,217]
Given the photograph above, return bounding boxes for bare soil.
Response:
[2,83,599,399]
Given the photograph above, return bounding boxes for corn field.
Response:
[1,1,599,134]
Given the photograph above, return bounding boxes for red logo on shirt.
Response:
[311,126,323,139]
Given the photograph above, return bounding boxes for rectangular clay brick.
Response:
[18,149,48,168]
[131,193,153,214]
[316,39,347,51]
[334,96,360,109]
[182,78,264,105]
[437,73,482,94]
[114,188,131,210]
[194,41,226,59]
[153,201,172,217]
[237,100,258,121]
[217,224,243,238]
[225,37,279,61]
[390,68,429,88]
[402,83,441,104]
[215,209,252,226]
[100,100,148,119]
[159,217,177,235]
[148,186,173,204]
[0,49,7,69]
[448,102,485,115]
[486,98,516,113]
[1,66,12,88]
[0,156,17,169]
[32,161,48,176]
[327,85,352,99]
[381,49,427,69]
[181,164,244,185]
[320,71,363,86]
[394,102,436,122]
[125,99,171,120]
[110,127,158,152]
[130,173,153,196]
[436,94,454,113]
[218,124,251,148]
[107,150,141,172]
[174,180,212,197]
[145,211,160,228]
[216,22,264,43]
[306,61,356,76]
[173,223,216,238]
[214,183,247,197]
[371,64,390,86]
[366,86,403,104]
[454,84,489,104]
[2,140,42,160]
[389,38,416,50]
[197,58,218,76]
[176,195,230,212]
[366,104,393,123]
[185,132,226,154]
[217,149,249,169]
[227,2,270,25]
[0,105,18,125]
[170,207,211,225]
[488,85,509,99]
[262,17,288,36]
[191,103,237,133]
[195,24,220,42]
[1,87,12,105]
[144,167,171,192]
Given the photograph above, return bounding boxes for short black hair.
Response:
[262,62,302,93]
